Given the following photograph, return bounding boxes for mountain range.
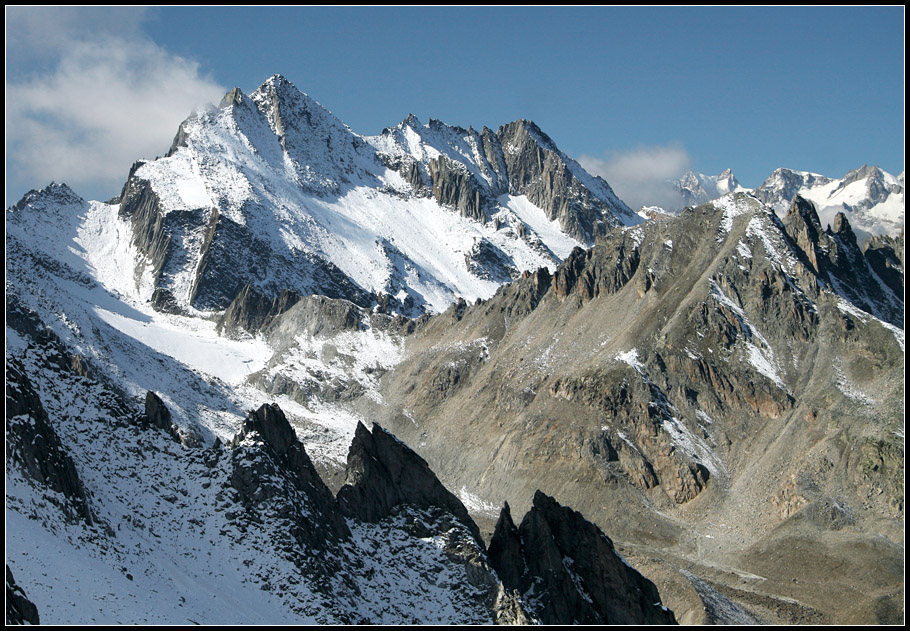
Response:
[6,75,904,624]
[654,166,903,245]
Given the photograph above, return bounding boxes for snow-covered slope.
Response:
[117,74,638,317]
[5,172,671,624]
[4,183,513,623]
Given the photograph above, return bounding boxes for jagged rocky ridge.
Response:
[367,192,904,623]
[751,166,903,240]
[114,74,638,317]
[6,176,903,626]
[5,323,676,624]
[6,176,674,622]
[6,566,40,626]
[488,493,675,624]
[5,74,903,625]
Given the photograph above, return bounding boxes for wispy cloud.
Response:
[6,7,226,204]
[578,145,692,212]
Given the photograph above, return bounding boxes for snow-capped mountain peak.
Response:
[107,76,642,317]
[755,165,904,239]
[673,168,745,208]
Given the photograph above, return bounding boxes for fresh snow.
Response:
[125,80,634,317]
[500,194,583,259]
[92,306,269,386]
[713,194,755,241]
[836,299,905,352]
[615,349,645,373]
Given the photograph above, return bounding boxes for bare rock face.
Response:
[496,120,634,243]
[337,422,483,544]
[118,164,373,314]
[229,404,350,558]
[6,565,40,625]
[141,391,181,443]
[782,196,903,326]
[370,193,903,623]
[428,154,491,223]
[488,492,677,625]
[6,359,93,526]
[863,234,904,297]
[216,284,302,338]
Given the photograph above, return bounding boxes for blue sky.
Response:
[6,6,904,208]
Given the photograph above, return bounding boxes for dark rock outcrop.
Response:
[6,359,93,525]
[428,155,492,222]
[464,239,517,283]
[6,566,40,625]
[782,196,903,326]
[216,284,303,338]
[117,168,174,292]
[336,422,482,544]
[229,404,350,551]
[188,208,374,312]
[863,234,904,297]
[140,391,181,443]
[488,491,676,624]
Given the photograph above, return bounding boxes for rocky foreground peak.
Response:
[336,421,483,544]
[488,491,676,625]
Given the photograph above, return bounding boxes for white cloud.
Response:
[578,145,692,212]
[6,7,225,204]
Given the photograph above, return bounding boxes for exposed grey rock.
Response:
[863,234,904,296]
[496,119,635,243]
[219,86,245,109]
[370,193,902,623]
[464,239,517,283]
[189,207,374,312]
[119,164,377,313]
[486,502,524,589]
[428,154,493,222]
[6,565,40,625]
[754,168,833,209]
[337,422,483,544]
[488,491,677,624]
[835,165,901,210]
[249,75,383,195]
[117,168,173,291]
[782,196,903,326]
[216,284,302,339]
[372,112,633,247]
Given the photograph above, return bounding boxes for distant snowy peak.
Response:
[753,168,833,208]
[755,165,904,239]
[674,169,745,208]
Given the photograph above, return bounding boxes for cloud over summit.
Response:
[6,7,225,204]
[579,144,692,212]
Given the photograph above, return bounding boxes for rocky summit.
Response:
[5,74,904,625]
